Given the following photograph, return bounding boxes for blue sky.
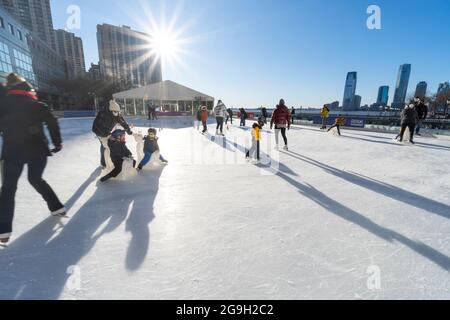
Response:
[50,0,450,108]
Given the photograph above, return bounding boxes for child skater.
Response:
[327,116,345,136]
[137,128,168,171]
[246,123,262,162]
[100,129,136,182]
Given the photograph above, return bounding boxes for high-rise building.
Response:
[437,82,449,95]
[0,0,56,49]
[353,95,362,109]
[54,29,86,79]
[376,86,389,106]
[343,72,357,110]
[88,63,101,80]
[415,81,427,99]
[392,64,411,109]
[97,24,162,88]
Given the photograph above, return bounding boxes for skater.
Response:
[239,108,248,127]
[270,99,291,150]
[214,100,227,136]
[398,104,419,144]
[92,100,133,170]
[327,116,346,136]
[201,106,209,133]
[196,107,203,130]
[137,128,168,170]
[100,129,136,182]
[291,107,296,124]
[246,123,261,162]
[261,106,268,124]
[320,105,330,130]
[414,97,428,136]
[0,73,66,244]
[226,108,234,125]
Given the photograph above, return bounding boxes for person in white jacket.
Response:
[213,100,227,136]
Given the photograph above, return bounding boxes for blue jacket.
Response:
[143,136,160,154]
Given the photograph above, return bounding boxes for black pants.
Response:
[226,116,233,125]
[0,157,64,236]
[399,123,416,142]
[328,125,341,135]
[275,126,288,146]
[216,117,224,133]
[202,121,208,133]
[240,117,246,127]
[101,159,136,182]
[100,142,106,167]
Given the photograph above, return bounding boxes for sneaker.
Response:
[0,233,10,245]
[51,207,67,218]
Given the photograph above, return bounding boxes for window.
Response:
[13,49,35,81]
[0,17,4,29]
[8,23,14,35]
[17,29,23,41]
[0,41,13,74]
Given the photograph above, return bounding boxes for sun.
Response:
[150,29,181,61]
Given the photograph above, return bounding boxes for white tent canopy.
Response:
[113,80,214,102]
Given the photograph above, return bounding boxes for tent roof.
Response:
[113,80,214,101]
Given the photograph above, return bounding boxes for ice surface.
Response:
[0,118,449,300]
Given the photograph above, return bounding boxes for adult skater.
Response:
[201,106,209,133]
[414,97,428,136]
[214,100,227,136]
[196,107,203,130]
[261,106,268,124]
[327,116,345,136]
[270,99,291,150]
[0,73,66,244]
[291,107,296,124]
[239,108,248,127]
[92,100,132,170]
[398,104,419,144]
[226,108,234,126]
[320,105,330,130]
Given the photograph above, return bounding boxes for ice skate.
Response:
[51,207,68,218]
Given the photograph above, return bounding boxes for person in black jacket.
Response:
[225,108,233,125]
[92,100,132,169]
[100,130,136,182]
[0,73,65,244]
[398,104,419,144]
[261,106,268,124]
[414,97,428,136]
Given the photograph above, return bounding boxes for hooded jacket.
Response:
[0,87,61,160]
[108,136,132,162]
[92,108,131,138]
[271,104,291,128]
[214,102,227,118]
[415,102,428,120]
[401,106,419,125]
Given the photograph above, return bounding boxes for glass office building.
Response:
[392,64,411,109]
[377,86,389,106]
[342,72,357,111]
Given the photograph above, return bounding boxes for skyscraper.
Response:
[415,81,427,99]
[437,82,449,95]
[353,95,362,109]
[0,0,56,49]
[343,72,357,111]
[97,24,162,88]
[55,29,86,79]
[377,86,389,106]
[392,64,411,109]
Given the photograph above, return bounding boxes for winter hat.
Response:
[109,100,121,113]
[201,106,207,110]
[279,99,285,106]
[112,129,126,139]
[148,128,157,134]
[6,73,34,92]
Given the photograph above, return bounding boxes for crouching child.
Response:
[137,128,168,171]
[100,129,136,182]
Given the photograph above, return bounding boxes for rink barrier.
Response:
[313,116,366,128]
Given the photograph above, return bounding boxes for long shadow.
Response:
[281,151,450,220]
[275,171,450,271]
[0,168,163,299]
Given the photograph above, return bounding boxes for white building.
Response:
[113,80,215,116]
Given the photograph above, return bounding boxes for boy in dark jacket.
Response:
[100,129,136,182]
[137,128,168,171]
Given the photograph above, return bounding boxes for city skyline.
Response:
[35,0,450,107]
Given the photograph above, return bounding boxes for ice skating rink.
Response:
[0,118,449,300]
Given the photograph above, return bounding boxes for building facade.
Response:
[353,95,362,110]
[376,86,389,106]
[55,29,86,79]
[392,64,411,109]
[342,72,357,111]
[97,23,162,88]
[0,0,55,49]
[88,62,101,80]
[415,81,427,99]
[437,82,449,95]
[0,6,36,85]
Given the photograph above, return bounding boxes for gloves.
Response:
[126,129,133,135]
[51,144,63,154]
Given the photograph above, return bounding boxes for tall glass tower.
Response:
[415,81,427,99]
[392,64,411,109]
[377,86,389,106]
[343,72,357,110]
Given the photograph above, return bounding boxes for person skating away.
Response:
[137,128,168,171]
[214,100,227,136]
[291,107,296,124]
[239,108,248,127]
[246,123,262,163]
[92,100,133,170]
[201,106,209,134]
[225,108,234,127]
[261,106,268,124]
[320,105,330,130]
[270,99,291,151]
[327,116,345,136]
[414,97,428,136]
[195,107,203,131]
[0,74,66,245]
[397,104,419,144]
[100,130,136,182]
